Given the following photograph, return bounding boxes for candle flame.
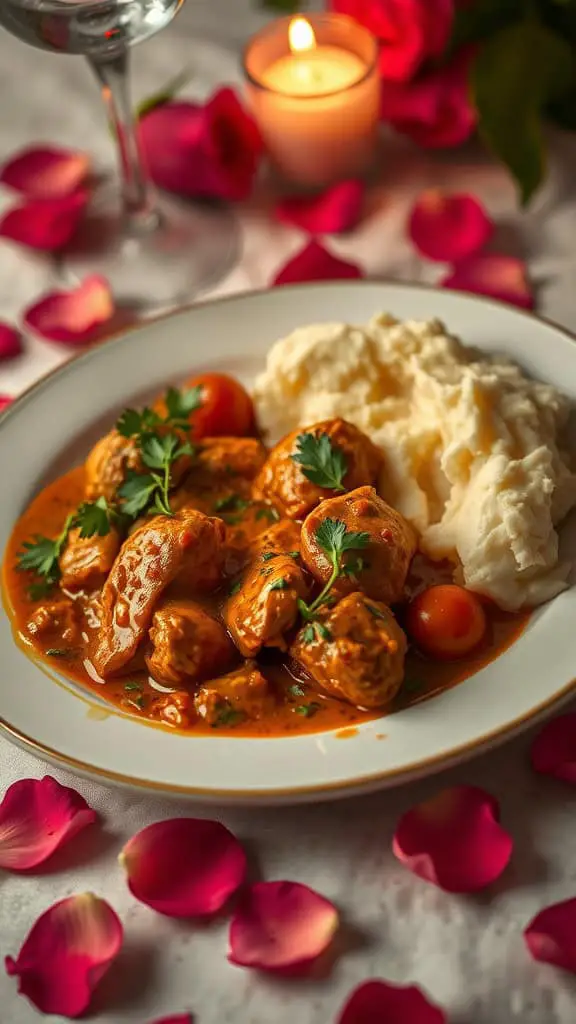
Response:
[289,17,316,55]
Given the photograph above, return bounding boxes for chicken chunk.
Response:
[27,597,79,647]
[224,542,309,658]
[149,691,193,729]
[253,419,382,519]
[291,592,407,709]
[197,437,267,480]
[249,518,302,559]
[194,663,272,726]
[85,430,142,502]
[146,598,234,687]
[59,527,121,593]
[92,510,225,678]
[172,437,267,516]
[302,486,416,605]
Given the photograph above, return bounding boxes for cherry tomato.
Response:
[183,373,254,438]
[406,584,487,660]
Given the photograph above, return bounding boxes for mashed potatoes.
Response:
[253,314,576,611]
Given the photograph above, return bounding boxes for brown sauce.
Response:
[2,465,530,737]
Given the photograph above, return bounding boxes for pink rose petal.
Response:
[273,240,362,286]
[530,713,576,784]
[381,49,476,148]
[0,191,88,251]
[0,323,22,360]
[338,979,447,1024]
[525,898,576,974]
[0,145,89,198]
[0,775,97,872]
[441,254,534,309]
[274,180,364,235]
[5,893,123,1018]
[409,191,493,262]
[393,784,513,893]
[228,880,338,972]
[0,394,13,413]
[120,818,246,918]
[140,88,262,202]
[24,274,114,346]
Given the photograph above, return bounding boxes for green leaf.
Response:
[136,67,194,120]
[118,470,157,518]
[291,432,348,492]
[116,407,146,438]
[214,494,250,514]
[164,385,202,424]
[288,682,306,698]
[140,432,177,471]
[74,496,115,539]
[448,0,524,54]
[255,506,280,523]
[16,535,60,577]
[314,518,369,561]
[294,702,321,718]
[269,577,288,591]
[472,20,574,204]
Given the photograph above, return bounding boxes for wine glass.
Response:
[0,0,238,307]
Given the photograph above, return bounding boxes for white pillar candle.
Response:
[243,14,380,190]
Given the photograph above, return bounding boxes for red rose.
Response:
[331,0,454,82]
[380,50,477,148]
[139,88,262,202]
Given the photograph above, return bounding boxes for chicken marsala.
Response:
[6,372,528,737]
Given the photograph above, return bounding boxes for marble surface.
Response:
[2,2,576,1022]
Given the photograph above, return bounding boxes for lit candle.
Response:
[243,14,380,189]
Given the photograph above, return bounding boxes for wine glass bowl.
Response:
[0,0,238,307]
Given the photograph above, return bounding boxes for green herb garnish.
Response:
[291,432,347,492]
[288,683,306,698]
[45,647,73,657]
[228,579,242,596]
[118,433,194,518]
[261,551,278,562]
[214,494,250,514]
[211,702,245,728]
[288,550,300,560]
[124,681,143,692]
[255,506,280,523]
[116,385,202,439]
[299,519,369,620]
[126,695,146,711]
[295,702,321,718]
[269,577,288,592]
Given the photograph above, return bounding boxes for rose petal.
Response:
[0,191,88,251]
[525,898,576,974]
[441,254,534,309]
[139,88,262,202]
[274,180,364,235]
[273,240,362,286]
[228,880,338,972]
[0,323,22,360]
[393,784,513,893]
[338,979,447,1024]
[0,145,89,198]
[530,713,576,784]
[24,274,114,346]
[0,394,13,413]
[149,1016,193,1024]
[409,191,493,262]
[120,818,246,918]
[381,49,476,149]
[0,775,97,872]
[5,892,123,1018]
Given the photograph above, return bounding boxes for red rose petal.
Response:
[120,818,246,918]
[409,191,493,262]
[149,1016,193,1024]
[530,713,576,784]
[273,240,362,286]
[0,323,22,360]
[0,775,97,872]
[525,898,576,974]
[139,88,262,202]
[393,784,513,893]
[23,274,114,346]
[228,880,338,972]
[0,191,88,251]
[0,145,89,198]
[338,979,446,1024]
[0,394,13,413]
[274,180,364,235]
[441,254,534,309]
[380,49,476,149]
[5,893,123,1017]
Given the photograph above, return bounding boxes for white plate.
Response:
[2,282,576,805]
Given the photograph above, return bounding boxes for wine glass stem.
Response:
[88,52,158,235]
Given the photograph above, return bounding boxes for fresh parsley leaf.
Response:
[124,681,143,692]
[118,470,158,518]
[288,683,306,698]
[300,620,332,644]
[301,623,316,644]
[295,702,321,718]
[211,702,245,728]
[291,432,347,491]
[288,550,300,560]
[28,579,55,600]
[342,555,367,579]
[261,551,278,562]
[228,579,242,596]
[126,695,146,711]
[116,407,153,438]
[214,494,250,515]
[16,511,76,595]
[74,496,117,539]
[315,518,370,560]
[139,432,178,471]
[255,506,280,523]
[269,577,288,591]
[164,385,202,425]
